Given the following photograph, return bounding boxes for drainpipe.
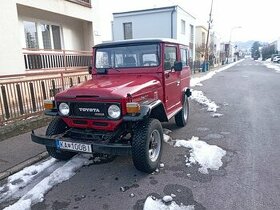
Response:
[170,6,176,39]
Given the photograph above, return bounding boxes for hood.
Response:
[56,74,161,100]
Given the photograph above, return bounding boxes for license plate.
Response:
[56,140,92,153]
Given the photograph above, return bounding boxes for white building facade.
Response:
[112,6,196,62]
[0,0,94,75]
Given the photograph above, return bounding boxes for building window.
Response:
[24,21,38,49]
[52,25,62,50]
[190,25,194,42]
[181,20,186,35]
[24,21,62,50]
[164,46,177,70]
[123,22,132,40]
[41,24,52,49]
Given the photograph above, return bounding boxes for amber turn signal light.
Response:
[44,100,55,110]
[126,102,140,114]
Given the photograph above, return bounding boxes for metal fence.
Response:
[0,70,91,124]
[190,60,202,73]
[23,49,92,71]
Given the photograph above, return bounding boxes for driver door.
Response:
[163,45,181,117]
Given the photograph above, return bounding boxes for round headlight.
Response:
[108,105,121,119]
[59,103,70,116]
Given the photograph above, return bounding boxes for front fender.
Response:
[123,100,167,122]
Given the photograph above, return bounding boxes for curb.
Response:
[0,116,51,142]
[0,151,49,181]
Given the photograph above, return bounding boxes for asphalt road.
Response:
[9,58,280,210]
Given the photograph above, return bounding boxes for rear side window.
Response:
[164,46,177,70]
[180,48,188,67]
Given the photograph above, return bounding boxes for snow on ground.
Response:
[0,158,57,203]
[262,61,280,72]
[3,154,91,210]
[190,60,243,87]
[174,136,226,174]
[190,90,219,112]
[143,195,195,210]
[212,113,223,118]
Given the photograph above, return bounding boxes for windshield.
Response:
[95,44,160,69]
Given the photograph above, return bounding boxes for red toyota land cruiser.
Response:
[31,38,191,173]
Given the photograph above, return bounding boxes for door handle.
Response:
[165,72,170,78]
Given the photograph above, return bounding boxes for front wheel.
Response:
[131,119,163,173]
[175,96,189,127]
[46,117,76,160]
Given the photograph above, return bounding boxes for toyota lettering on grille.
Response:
[78,108,100,113]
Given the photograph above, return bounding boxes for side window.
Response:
[164,46,177,70]
[180,48,188,67]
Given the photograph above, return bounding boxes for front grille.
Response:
[68,102,120,119]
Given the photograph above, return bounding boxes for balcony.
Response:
[65,0,91,8]
[23,48,92,72]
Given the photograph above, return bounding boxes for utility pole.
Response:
[203,0,213,71]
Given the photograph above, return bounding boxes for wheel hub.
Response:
[148,130,161,162]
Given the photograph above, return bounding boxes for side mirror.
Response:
[88,65,92,74]
[173,61,183,71]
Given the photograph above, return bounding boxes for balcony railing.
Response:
[23,49,92,71]
[0,70,91,124]
[65,0,91,7]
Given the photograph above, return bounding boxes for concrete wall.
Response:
[16,0,93,22]
[113,8,174,41]
[176,7,195,46]
[0,0,94,75]
[0,2,25,75]
[195,26,207,46]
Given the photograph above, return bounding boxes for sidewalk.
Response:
[0,65,223,181]
[0,127,48,180]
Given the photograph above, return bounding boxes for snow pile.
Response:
[190,71,217,87]
[4,154,91,210]
[143,195,194,210]
[174,136,226,174]
[190,90,219,112]
[163,134,171,143]
[0,159,57,203]
[263,62,280,72]
[212,113,223,118]
[190,60,243,87]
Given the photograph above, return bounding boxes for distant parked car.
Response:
[271,54,280,62]
[273,55,280,63]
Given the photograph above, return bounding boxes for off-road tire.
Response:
[175,96,189,127]
[131,118,163,173]
[46,117,76,160]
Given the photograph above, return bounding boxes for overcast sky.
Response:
[93,0,280,43]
